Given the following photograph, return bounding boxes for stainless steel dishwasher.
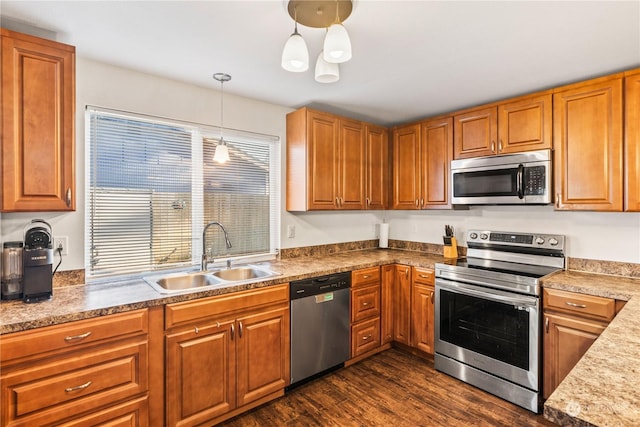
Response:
[289,271,351,386]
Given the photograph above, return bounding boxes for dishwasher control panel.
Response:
[290,271,351,300]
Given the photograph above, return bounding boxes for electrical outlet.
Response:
[287,225,296,238]
[54,236,69,256]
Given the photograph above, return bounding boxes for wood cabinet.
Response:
[410,267,435,355]
[624,71,640,211]
[164,284,289,427]
[364,123,389,209]
[350,267,382,357]
[286,107,365,211]
[392,264,412,345]
[1,29,76,212]
[453,94,552,159]
[542,288,618,399]
[553,76,624,211]
[380,264,395,344]
[392,117,453,209]
[0,309,155,426]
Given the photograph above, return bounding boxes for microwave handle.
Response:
[516,164,524,199]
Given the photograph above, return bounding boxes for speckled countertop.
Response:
[0,248,444,335]
[542,270,640,427]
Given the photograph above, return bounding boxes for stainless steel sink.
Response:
[144,265,280,294]
[211,266,274,281]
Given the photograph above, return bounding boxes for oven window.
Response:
[453,168,518,197]
[439,289,529,370]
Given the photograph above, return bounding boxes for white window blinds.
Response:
[86,107,280,279]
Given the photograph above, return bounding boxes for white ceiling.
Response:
[2,1,639,127]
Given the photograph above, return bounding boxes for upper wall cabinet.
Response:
[364,124,389,210]
[624,71,640,211]
[1,29,76,212]
[286,108,365,211]
[391,117,452,210]
[553,75,623,211]
[453,93,552,159]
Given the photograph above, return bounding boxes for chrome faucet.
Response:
[201,221,232,271]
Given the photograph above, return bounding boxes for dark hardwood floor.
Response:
[219,349,556,427]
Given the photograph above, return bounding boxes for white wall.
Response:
[2,59,640,273]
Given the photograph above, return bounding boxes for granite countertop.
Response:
[0,248,445,335]
[542,270,640,426]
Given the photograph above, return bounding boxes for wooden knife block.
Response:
[444,237,458,259]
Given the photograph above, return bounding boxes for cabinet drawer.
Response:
[1,309,148,363]
[351,317,380,357]
[412,267,434,285]
[351,284,381,323]
[352,267,381,287]
[166,284,289,329]
[1,340,148,427]
[543,288,615,322]
[57,396,148,427]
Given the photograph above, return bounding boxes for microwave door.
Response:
[452,165,525,204]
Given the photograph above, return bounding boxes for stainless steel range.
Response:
[434,229,565,413]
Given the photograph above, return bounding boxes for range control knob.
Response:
[535,237,545,245]
[469,232,478,239]
[480,233,488,240]
[549,238,559,246]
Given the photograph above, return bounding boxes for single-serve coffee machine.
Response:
[22,219,54,303]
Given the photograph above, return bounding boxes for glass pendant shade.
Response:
[282,30,309,72]
[323,23,352,63]
[315,51,339,83]
[213,140,230,163]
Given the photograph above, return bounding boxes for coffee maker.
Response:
[22,219,54,303]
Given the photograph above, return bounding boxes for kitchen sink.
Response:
[143,265,280,294]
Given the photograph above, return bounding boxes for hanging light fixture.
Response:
[282,0,353,83]
[213,73,231,164]
[281,6,309,72]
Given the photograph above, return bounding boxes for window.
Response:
[86,107,280,279]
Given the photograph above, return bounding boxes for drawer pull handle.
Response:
[216,322,220,328]
[65,381,92,393]
[194,327,199,334]
[64,331,92,342]
[362,275,370,279]
[362,302,369,306]
[362,335,371,341]
[545,317,549,333]
[566,301,587,308]
[419,274,430,279]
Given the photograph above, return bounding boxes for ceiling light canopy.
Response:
[213,73,231,164]
[282,0,353,83]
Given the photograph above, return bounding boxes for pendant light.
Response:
[315,50,339,83]
[213,73,231,164]
[323,0,352,63]
[281,6,309,72]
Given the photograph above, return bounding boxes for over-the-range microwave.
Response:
[451,149,552,205]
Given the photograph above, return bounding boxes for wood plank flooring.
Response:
[219,349,556,426]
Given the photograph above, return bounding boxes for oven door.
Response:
[435,277,540,391]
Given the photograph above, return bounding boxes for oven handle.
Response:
[436,278,538,308]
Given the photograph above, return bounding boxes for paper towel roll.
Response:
[379,223,389,248]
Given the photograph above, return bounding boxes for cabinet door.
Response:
[365,124,389,210]
[351,317,381,357]
[392,265,411,345]
[543,313,606,399]
[307,111,339,210]
[498,94,552,154]
[391,124,421,209]
[165,320,236,427]
[625,72,640,211]
[553,77,623,211]
[236,307,289,407]
[453,106,497,159]
[338,119,365,209]
[421,117,453,209]
[1,29,75,212]
[380,265,395,345]
[410,283,435,354]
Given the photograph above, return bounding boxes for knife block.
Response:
[443,237,458,259]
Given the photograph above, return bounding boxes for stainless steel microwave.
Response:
[451,149,552,205]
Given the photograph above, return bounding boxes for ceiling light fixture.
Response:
[282,0,353,83]
[213,72,231,164]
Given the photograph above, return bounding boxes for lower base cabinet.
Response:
[164,284,290,427]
